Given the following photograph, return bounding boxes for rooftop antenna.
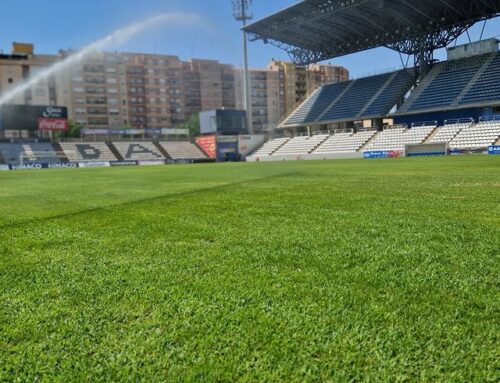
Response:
[232,0,253,132]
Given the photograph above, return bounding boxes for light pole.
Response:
[232,0,253,133]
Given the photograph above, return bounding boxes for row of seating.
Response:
[274,134,329,156]
[0,143,61,165]
[449,121,500,149]
[250,120,500,157]
[364,126,435,152]
[283,69,414,127]
[429,123,472,143]
[402,52,500,113]
[0,141,207,165]
[315,130,377,153]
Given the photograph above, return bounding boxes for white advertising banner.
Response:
[78,161,111,168]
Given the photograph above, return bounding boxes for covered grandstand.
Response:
[244,0,500,159]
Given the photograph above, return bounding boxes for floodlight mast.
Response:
[232,0,253,133]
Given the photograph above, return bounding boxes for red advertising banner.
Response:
[196,135,216,159]
[38,118,69,131]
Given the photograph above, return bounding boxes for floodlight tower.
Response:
[232,0,253,132]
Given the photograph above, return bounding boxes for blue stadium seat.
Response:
[282,69,413,127]
[460,53,500,105]
[0,143,61,165]
[407,54,491,112]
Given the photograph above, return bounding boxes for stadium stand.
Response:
[282,69,414,127]
[159,142,207,160]
[459,53,500,105]
[273,134,329,155]
[449,120,500,149]
[112,142,166,161]
[313,130,377,153]
[0,143,61,165]
[285,82,351,125]
[251,137,290,157]
[60,142,118,162]
[399,52,500,113]
[363,125,436,152]
[430,121,472,143]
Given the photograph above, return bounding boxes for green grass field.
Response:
[0,156,499,382]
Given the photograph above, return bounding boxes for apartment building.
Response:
[57,50,128,129]
[124,53,185,129]
[235,68,281,133]
[183,59,236,120]
[0,43,59,106]
[0,42,349,134]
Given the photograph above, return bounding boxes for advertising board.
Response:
[0,105,68,131]
[488,145,500,155]
[364,150,402,159]
[137,160,165,166]
[196,135,216,159]
[38,118,69,131]
[78,161,111,168]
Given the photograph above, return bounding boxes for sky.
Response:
[1,0,500,77]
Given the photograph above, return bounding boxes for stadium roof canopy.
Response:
[244,0,500,65]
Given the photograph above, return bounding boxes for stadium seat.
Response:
[60,142,118,162]
[402,53,498,113]
[112,142,166,161]
[313,130,377,153]
[460,53,500,105]
[159,142,207,160]
[273,134,330,156]
[450,121,500,149]
[282,69,414,127]
[0,143,62,165]
[251,137,290,157]
[430,122,472,144]
[364,125,435,152]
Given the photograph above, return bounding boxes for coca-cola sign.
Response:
[0,105,68,131]
[38,118,69,131]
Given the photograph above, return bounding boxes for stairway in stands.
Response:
[52,142,69,162]
[423,127,442,143]
[153,141,172,160]
[453,53,497,106]
[359,131,381,151]
[397,63,445,113]
[107,142,124,161]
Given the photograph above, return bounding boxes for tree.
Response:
[66,120,84,138]
[181,114,200,138]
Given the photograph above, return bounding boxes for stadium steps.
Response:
[359,131,381,151]
[281,87,322,126]
[452,53,497,106]
[107,142,124,161]
[316,80,356,122]
[397,63,445,113]
[153,141,172,160]
[52,142,69,162]
[423,127,442,143]
[270,138,291,155]
[357,71,399,118]
[309,134,330,153]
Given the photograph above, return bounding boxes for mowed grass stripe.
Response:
[0,156,499,382]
